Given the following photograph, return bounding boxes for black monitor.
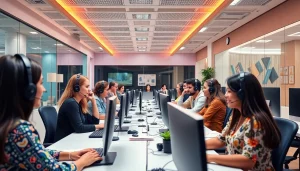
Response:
[136,91,147,115]
[130,89,135,105]
[115,94,129,132]
[93,96,117,166]
[167,102,207,171]
[159,93,171,128]
[289,88,300,118]
[262,87,280,117]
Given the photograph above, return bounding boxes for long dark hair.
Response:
[0,55,41,163]
[204,78,226,107]
[226,72,281,149]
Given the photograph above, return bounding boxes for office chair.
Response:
[284,138,300,169]
[38,106,58,147]
[272,117,298,171]
[215,107,232,154]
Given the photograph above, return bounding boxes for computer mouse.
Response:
[150,122,157,125]
[132,134,138,137]
[138,119,145,122]
[127,130,138,134]
[112,136,119,141]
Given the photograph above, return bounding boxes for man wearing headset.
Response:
[177,78,206,113]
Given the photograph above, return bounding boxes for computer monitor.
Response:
[262,87,280,117]
[289,88,300,121]
[167,102,207,171]
[93,96,117,166]
[136,91,147,115]
[159,93,171,128]
[115,94,129,132]
[143,91,153,101]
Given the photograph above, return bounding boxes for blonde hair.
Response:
[57,74,89,114]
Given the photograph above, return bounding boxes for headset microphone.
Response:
[79,91,87,97]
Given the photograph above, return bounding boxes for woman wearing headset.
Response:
[0,55,101,170]
[55,74,104,142]
[88,80,109,120]
[198,78,226,133]
[174,82,184,103]
[205,73,281,170]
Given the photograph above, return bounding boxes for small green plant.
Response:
[160,131,171,140]
[201,67,215,85]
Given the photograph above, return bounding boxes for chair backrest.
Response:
[38,106,58,144]
[223,107,232,128]
[272,117,298,171]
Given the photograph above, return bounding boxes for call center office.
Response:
[1,0,300,170]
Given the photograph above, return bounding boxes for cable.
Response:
[162,160,173,169]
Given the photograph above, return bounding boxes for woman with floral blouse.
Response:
[0,55,101,171]
[205,72,281,171]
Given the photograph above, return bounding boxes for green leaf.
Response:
[160,130,171,140]
[201,67,215,85]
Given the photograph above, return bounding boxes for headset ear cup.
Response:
[73,85,80,92]
[237,89,244,100]
[25,83,37,100]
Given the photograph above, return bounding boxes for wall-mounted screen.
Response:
[138,74,156,86]
[108,72,133,86]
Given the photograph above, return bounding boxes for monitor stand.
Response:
[156,111,161,115]
[91,152,117,166]
[125,115,132,118]
[114,126,129,132]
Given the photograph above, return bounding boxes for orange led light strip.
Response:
[169,0,233,56]
[48,0,115,56]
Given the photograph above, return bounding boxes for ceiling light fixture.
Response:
[44,51,49,53]
[256,40,272,43]
[99,47,103,50]
[135,28,149,32]
[137,46,147,49]
[199,27,207,33]
[180,47,185,50]
[230,0,241,6]
[169,0,232,56]
[47,0,114,55]
[288,32,300,37]
[138,49,146,52]
[54,43,63,46]
[133,14,151,20]
[136,37,148,41]
[31,47,41,50]
[30,32,38,34]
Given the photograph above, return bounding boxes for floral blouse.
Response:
[0,120,76,171]
[218,116,274,171]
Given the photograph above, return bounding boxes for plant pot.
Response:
[163,139,172,154]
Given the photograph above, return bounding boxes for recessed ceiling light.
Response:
[99,47,103,50]
[179,47,185,50]
[242,47,255,49]
[230,0,242,6]
[137,46,147,49]
[30,32,38,35]
[256,40,272,43]
[136,37,148,41]
[138,49,146,52]
[44,51,49,53]
[133,14,151,20]
[288,32,300,37]
[68,50,72,52]
[135,28,149,32]
[199,27,207,33]
[54,43,63,46]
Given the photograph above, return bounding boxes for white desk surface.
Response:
[48,99,241,171]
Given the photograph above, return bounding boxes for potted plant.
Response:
[201,67,215,85]
[160,131,171,154]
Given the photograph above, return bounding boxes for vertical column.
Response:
[207,43,213,67]
[42,53,57,105]
[5,32,27,55]
[82,54,87,76]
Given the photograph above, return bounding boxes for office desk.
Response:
[47,133,147,171]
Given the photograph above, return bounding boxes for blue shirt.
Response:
[88,96,106,115]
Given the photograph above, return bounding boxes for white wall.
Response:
[196,58,207,81]
[215,50,230,86]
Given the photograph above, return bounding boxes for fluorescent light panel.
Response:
[138,49,146,52]
[199,27,207,32]
[137,46,147,49]
[288,32,300,37]
[135,28,149,32]
[54,43,63,46]
[133,14,151,20]
[179,47,185,50]
[230,0,242,6]
[136,37,148,41]
[30,32,38,34]
[256,40,272,43]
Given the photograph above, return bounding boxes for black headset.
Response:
[208,78,215,94]
[237,72,245,100]
[97,81,105,94]
[194,79,201,91]
[179,83,184,92]
[14,54,37,101]
[73,74,81,92]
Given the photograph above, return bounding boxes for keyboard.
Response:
[94,148,104,156]
[89,125,119,138]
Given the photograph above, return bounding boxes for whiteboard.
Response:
[138,74,156,86]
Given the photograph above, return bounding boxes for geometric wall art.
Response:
[255,61,263,74]
[269,67,279,84]
[263,69,272,84]
[230,65,235,75]
[250,64,259,77]
[261,57,271,69]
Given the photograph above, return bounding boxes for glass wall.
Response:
[214,20,300,119]
[0,12,87,106]
[94,66,195,91]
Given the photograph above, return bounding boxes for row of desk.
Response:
[47,99,241,171]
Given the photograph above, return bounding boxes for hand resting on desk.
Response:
[95,123,104,130]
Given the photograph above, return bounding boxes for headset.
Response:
[97,81,105,94]
[237,72,245,100]
[73,74,81,92]
[194,79,201,91]
[179,83,184,92]
[14,54,37,101]
[208,78,215,94]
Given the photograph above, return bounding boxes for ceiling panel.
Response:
[159,0,205,6]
